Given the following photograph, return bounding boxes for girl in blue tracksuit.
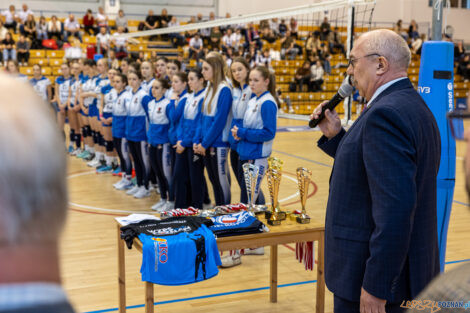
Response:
[140,61,155,95]
[125,71,151,199]
[173,68,208,210]
[168,72,189,210]
[231,66,278,205]
[143,78,172,211]
[194,56,233,206]
[111,74,133,191]
[228,57,253,191]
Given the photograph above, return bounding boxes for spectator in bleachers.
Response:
[221,28,233,52]
[256,48,272,68]
[185,16,198,38]
[327,27,346,57]
[269,18,280,36]
[64,14,82,43]
[290,60,311,92]
[244,23,262,50]
[244,52,255,68]
[309,58,324,92]
[408,20,419,40]
[115,9,128,33]
[289,18,298,39]
[189,33,204,62]
[394,19,408,40]
[319,44,331,74]
[83,9,96,35]
[320,17,331,40]
[159,8,171,28]
[455,40,466,62]
[96,7,108,29]
[280,30,299,60]
[142,10,159,31]
[305,31,321,57]
[224,47,234,67]
[457,54,470,82]
[18,4,33,25]
[168,16,184,47]
[0,21,8,41]
[36,16,48,42]
[1,5,18,33]
[262,27,277,44]
[232,28,242,52]
[16,34,30,66]
[411,33,426,55]
[47,15,62,41]
[112,26,137,59]
[278,19,287,36]
[199,14,212,43]
[2,32,16,65]
[108,50,120,69]
[22,14,36,42]
[209,26,222,51]
[96,26,110,56]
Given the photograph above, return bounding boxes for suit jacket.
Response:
[0,302,75,313]
[318,78,441,302]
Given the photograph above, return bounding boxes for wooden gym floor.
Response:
[61,117,470,313]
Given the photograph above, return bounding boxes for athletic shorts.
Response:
[102,112,113,127]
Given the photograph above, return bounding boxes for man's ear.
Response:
[376,56,388,75]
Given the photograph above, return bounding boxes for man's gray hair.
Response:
[363,29,411,71]
[0,74,67,244]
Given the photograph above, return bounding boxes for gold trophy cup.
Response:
[296,167,312,224]
[265,157,286,225]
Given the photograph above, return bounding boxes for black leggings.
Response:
[149,143,172,200]
[113,137,132,176]
[204,147,231,206]
[230,149,243,189]
[128,140,149,188]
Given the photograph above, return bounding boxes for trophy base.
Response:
[267,219,282,226]
[296,216,311,224]
[265,210,287,221]
[289,213,300,221]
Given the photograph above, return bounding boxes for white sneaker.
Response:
[71,148,81,156]
[126,185,140,195]
[113,177,126,189]
[151,199,167,211]
[165,201,175,211]
[244,247,265,255]
[116,179,134,190]
[87,157,100,167]
[220,252,242,268]
[134,186,150,199]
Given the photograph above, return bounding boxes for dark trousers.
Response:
[334,295,405,313]
[168,146,176,201]
[204,147,231,206]
[174,149,191,209]
[17,51,29,63]
[149,144,171,200]
[128,140,149,188]
[113,137,132,176]
[230,149,243,189]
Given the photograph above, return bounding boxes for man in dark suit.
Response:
[0,74,74,313]
[311,29,441,313]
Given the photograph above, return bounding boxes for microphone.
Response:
[309,75,354,128]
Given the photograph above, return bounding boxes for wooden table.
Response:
[117,217,325,313]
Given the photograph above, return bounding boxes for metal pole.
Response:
[431,0,443,41]
[344,4,355,124]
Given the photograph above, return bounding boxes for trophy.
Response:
[242,163,260,213]
[265,157,286,225]
[296,167,312,224]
